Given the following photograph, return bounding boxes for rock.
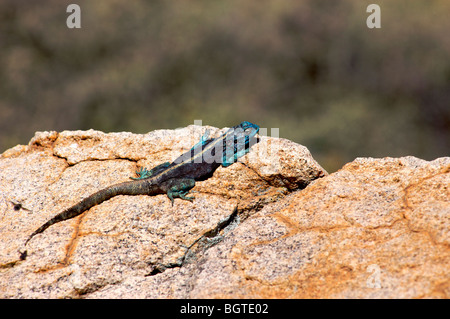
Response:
[172,156,449,299]
[85,156,449,299]
[0,126,326,298]
[1,128,448,299]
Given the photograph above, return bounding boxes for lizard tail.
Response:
[25,181,144,246]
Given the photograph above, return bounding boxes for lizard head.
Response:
[221,121,260,167]
[236,121,259,133]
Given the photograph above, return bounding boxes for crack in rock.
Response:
[146,208,240,276]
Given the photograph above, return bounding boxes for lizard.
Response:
[22,121,259,253]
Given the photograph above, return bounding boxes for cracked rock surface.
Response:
[1,127,448,298]
[0,125,325,298]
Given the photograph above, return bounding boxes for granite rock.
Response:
[87,156,449,299]
[0,126,326,298]
[1,128,448,298]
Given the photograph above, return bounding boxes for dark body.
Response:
[24,121,259,247]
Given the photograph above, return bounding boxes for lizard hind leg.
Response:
[164,178,196,206]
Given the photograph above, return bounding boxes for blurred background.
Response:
[0,0,449,172]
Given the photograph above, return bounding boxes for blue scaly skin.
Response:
[23,122,259,250]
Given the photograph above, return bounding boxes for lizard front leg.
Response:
[130,162,171,180]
